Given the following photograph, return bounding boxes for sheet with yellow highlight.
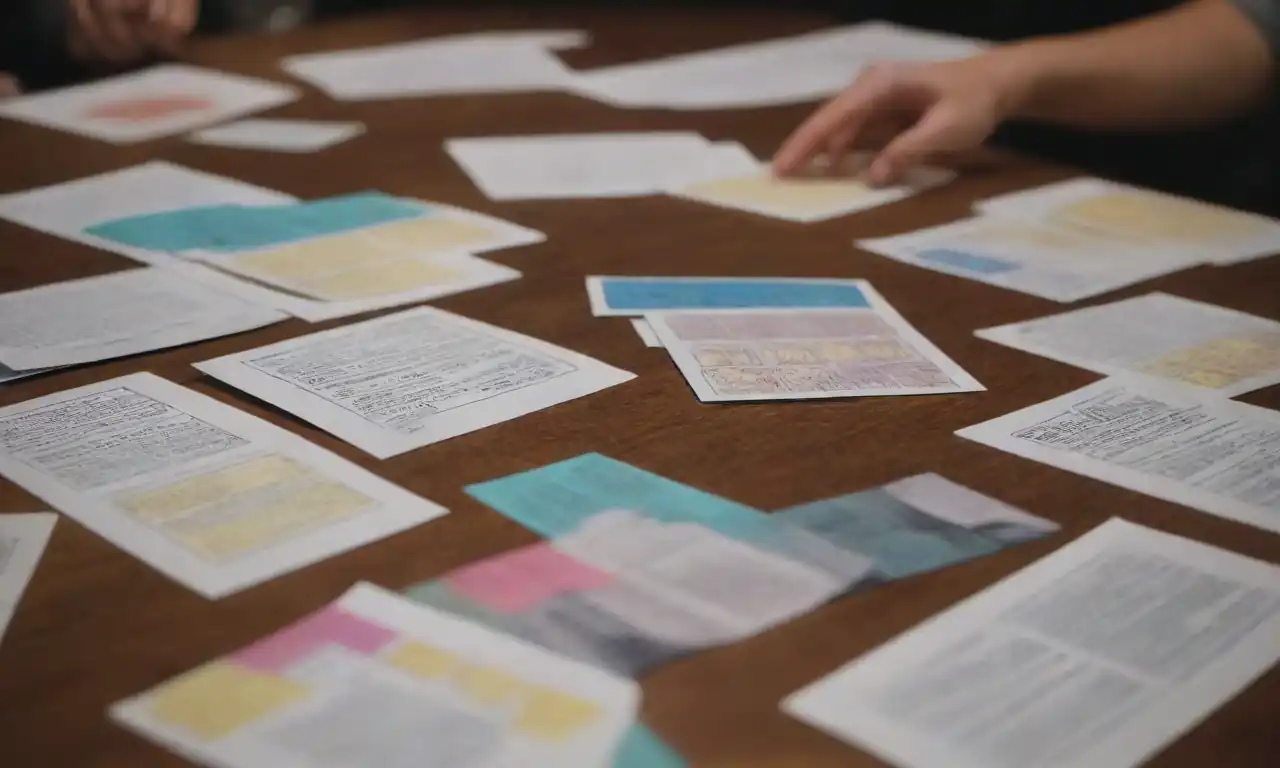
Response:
[0,373,447,597]
[979,177,1280,265]
[110,583,640,768]
[669,153,953,222]
[976,292,1280,398]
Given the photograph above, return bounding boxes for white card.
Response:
[188,119,365,152]
[0,266,286,371]
[630,319,663,348]
[0,512,57,646]
[976,293,1280,397]
[196,306,636,458]
[958,375,1280,534]
[0,65,298,143]
[785,518,1280,768]
[0,374,448,599]
[112,582,639,768]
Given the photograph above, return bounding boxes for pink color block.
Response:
[232,606,397,672]
[445,542,614,613]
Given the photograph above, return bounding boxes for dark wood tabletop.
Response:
[1,8,1278,767]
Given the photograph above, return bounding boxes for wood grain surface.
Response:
[1,8,1277,767]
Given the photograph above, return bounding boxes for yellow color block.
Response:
[1140,336,1280,389]
[230,232,394,279]
[685,174,875,216]
[299,259,460,300]
[384,641,460,680]
[369,217,499,252]
[515,686,601,742]
[451,663,528,705]
[119,455,308,522]
[1056,193,1268,242]
[148,662,307,740]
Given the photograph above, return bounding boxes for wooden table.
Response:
[2,8,1278,767]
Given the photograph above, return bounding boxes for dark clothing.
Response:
[0,1,86,91]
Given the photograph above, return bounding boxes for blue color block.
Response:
[916,248,1018,275]
[598,278,870,312]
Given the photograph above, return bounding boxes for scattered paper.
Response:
[188,118,365,152]
[453,456,1053,676]
[645,305,984,402]
[630,319,663,348]
[979,178,1280,266]
[571,22,982,110]
[0,363,57,386]
[587,276,877,316]
[958,375,1280,534]
[112,582,639,768]
[859,215,1201,303]
[0,374,447,598]
[0,162,292,267]
[976,293,1280,396]
[0,64,298,143]
[0,512,57,646]
[785,518,1280,768]
[0,266,286,371]
[445,132,718,200]
[611,725,687,768]
[282,31,585,100]
[670,155,953,223]
[195,307,635,459]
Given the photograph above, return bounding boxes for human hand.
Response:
[0,73,21,99]
[68,0,200,64]
[773,56,1027,186]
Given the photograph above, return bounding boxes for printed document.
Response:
[645,306,984,402]
[976,293,1280,396]
[0,266,286,371]
[444,133,717,200]
[0,374,447,598]
[957,376,1280,534]
[669,155,953,223]
[586,276,876,316]
[979,178,1280,265]
[112,582,639,768]
[0,162,293,266]
[859,215,1201,303]
[784,518,1280,768]
[0,512,57,647]
[195,307,635,458]
[0,64,298,143]
[187,119,365,152]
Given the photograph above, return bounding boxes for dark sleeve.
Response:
[1232,0,1280,57]
[0,0,86,90]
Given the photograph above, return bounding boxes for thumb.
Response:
[867,102,981,186]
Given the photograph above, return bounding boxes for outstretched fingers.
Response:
[772,65,901,176]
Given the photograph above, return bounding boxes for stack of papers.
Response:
[282,30,589,100]
[0,513,56,647]
[0,373,448,597]
[785,518,1280,768]
[570,22,982,110]
[862,177,1280,302]
[112,583,641,768]
[0,64,299,143]
[195,307,636,458]
[434,453,1055,677]
[586,276,983,401]
[0,163,543,322]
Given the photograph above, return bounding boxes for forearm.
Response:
[991,0,1276,130]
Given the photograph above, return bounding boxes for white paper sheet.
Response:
[958,375,1280,533]
[187,119,366,152]
[570,22,982,110]
[444,132,715,200]
[978,178,1280,266]
[195,306,636,458]
[282,33,581,100]
[859,215,1203,303]
[0,374,447,598]
[645,302,984,402]
[784,517,1280,768]
[670,154,954,223]
[0,266,286,371]
[0,512,57,646]
[0,65,298,143]
[0,363,57,386]
[0,162,294,267]
[630,319,663,348]
[112,582,639,768]
[975,293,1280,397]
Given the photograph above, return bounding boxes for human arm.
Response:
[773,0,1278,183]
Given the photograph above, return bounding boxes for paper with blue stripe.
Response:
[586,276,872,316]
